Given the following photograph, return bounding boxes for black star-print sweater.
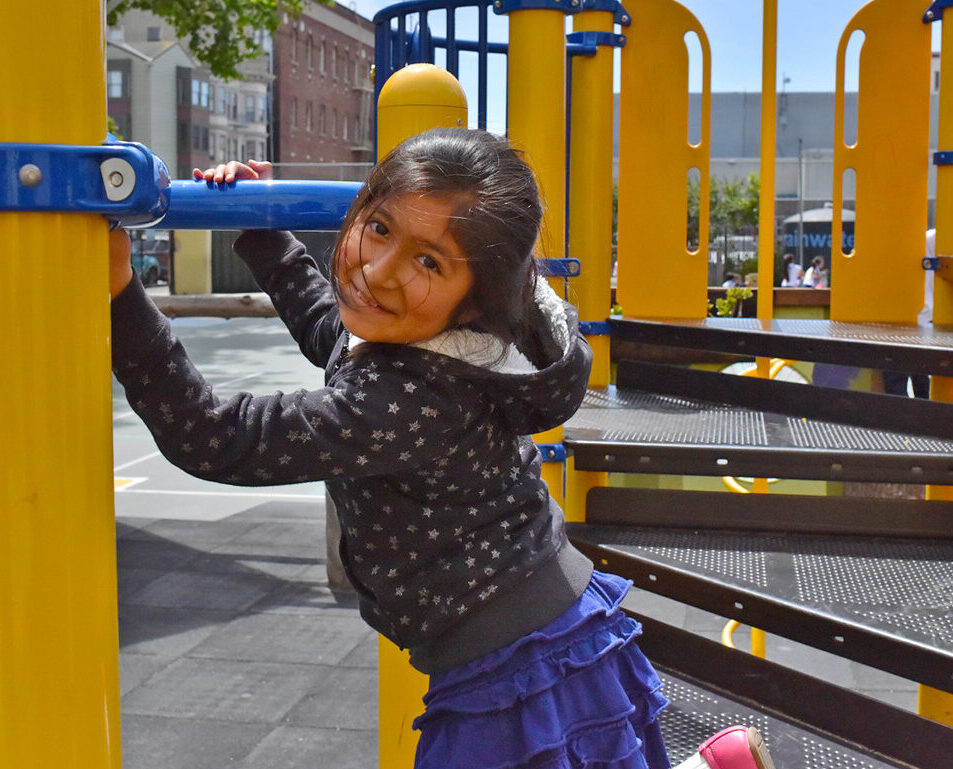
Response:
[112,230,594,674]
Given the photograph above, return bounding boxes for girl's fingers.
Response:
[248,159,273,181]
[192,161,265,184]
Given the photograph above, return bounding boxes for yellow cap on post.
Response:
[376,63,467,157]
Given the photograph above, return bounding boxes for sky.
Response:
[348,0,941,131]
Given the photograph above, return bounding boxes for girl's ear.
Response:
[455,305,481,325]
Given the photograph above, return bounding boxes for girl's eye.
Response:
[418,254,441,272]
[368,220,388,236]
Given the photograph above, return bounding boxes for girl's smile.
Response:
[337,192,476,344]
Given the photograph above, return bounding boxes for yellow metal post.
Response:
[756,0,777,321]
[564,10,615,521]
[831,0,931,323]
[1,2,122,768]
[376,62,467,154]
[375,63,468,769]
[569,10,614,389]
[507,8,570,504]
[616,0,711,320]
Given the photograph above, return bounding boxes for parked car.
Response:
[131,230,170,285]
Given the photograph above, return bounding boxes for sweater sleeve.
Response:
[233,230,342,369]
[111,277,460,486]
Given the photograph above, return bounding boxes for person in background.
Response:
[802,256,827,288]
[781,253,803,287]
[722,273,742,288]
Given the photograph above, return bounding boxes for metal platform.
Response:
[569,517,953,694]
[610,317,953,375]
[636,612,953,769]
[564,386,953,483]
[614,359,953,442]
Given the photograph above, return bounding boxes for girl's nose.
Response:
[362,249,408,289]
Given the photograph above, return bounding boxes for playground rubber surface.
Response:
[112,314,917,769]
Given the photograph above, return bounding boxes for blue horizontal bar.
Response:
[152,179,362,231]
[537,258,582,277]
[579,321,610,335]
[536,443,566,462]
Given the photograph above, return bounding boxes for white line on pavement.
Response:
[115,488,324,500]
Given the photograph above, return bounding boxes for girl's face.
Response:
[336,192,476,344]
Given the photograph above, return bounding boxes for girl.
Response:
[110,128,774,769]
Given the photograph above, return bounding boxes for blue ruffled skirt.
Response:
[413,570,671,769]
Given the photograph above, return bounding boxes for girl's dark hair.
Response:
[331,128,543,350]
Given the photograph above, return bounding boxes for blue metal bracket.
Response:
[579,0,631,26]
[567,31,627,56]
[537,258,582,277]
[579,321,611,335]
[934,151,953,165]
[0,138,361,230]
[493,0,582,15]
[537,443,566,463]
[924,0,953,22]
[0,137,170,226]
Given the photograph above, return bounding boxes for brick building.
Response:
[272,2,376,174]
[107,9,271,179]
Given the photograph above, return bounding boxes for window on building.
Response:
[290,98,297,129]
[344,54,350,84]
[319,40,326,75]
[202,127,209,151]
[258,96,266,122]
[218,87,227,114]
[192,124,201,150]
[342,112,348,141]
[192,79,209,108]
[259,141,266,159]
[306,102,313,132]
[331,47,337,79]
[147,26,161,42]
[107,26,124,41]
[307,35,313,70]
[318,104,326,135]
[178,121,188,146]
[230,91,238,119]
[291,27,298,62]
[208,84,215,108]
[332,108,338,138]
[107,69,124,99]
[245,95,255,123]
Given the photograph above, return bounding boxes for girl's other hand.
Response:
[192,159,273,184]
[109,226,133,300]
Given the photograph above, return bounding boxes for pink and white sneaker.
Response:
[678,726,777,769]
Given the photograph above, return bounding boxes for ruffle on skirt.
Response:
[413,570,670,769]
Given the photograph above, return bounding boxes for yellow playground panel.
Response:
[3,2,121,769]
[6,0,953,767]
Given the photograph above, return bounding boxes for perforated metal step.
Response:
[610,317,953,375]
[659,674,896,769]
[569,523,953,693]
[627,611,953,769]
[564,386,953,483]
